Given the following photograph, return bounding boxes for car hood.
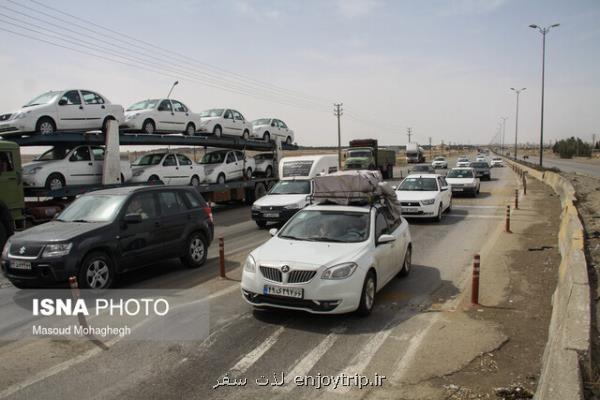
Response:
[446,178,476,185]
[200,116,220,122]
[395,190,439,201]
[251,237,367,269]
[23,160,60,170]
[10,104,50,116]
[253,194,308,207]
[10,221,110,243]
[125,109,152,116]
[252,124,269,130]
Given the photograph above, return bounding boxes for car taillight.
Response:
[203,206,213,223]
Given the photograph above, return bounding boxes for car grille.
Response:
[9,243,44,258]
[0,113,12,121]
[257,206,285,211]
[400,202,420,207]
[259,266,316,284]
[345,163,363,169]
[451,184,464,187]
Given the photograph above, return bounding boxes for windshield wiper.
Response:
[71,219,90,223]
[278,234,307,241]
[23,103,41,107]
[306,237,345,242]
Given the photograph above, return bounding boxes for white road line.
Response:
[282,327,347,392]
[445,214,503,219]
[452,205,504,209]
[229,326,285,376]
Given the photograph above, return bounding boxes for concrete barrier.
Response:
[503,158,591,400]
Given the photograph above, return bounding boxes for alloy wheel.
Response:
[190,236,205,262]
[86,260,110,289]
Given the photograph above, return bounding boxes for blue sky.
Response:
[1,0,599,147]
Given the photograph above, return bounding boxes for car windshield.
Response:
[347,150,372,158]
[200,109,224,118]
[434,157,445,161]
[458,158,468,162]
[57,194,127,223]
[200,151,226,164]
[447,169,474,178]
[412,165,431,171]
[252,119,271,126]
[397,177,438,191]
[255,154,272,161]
[269,180,311,195]
[132,153,165,166]
[23,91,61,107]
[278,210,370,243]
[471,162,488,168]
[35,146,75,161]
[127,99,159,111]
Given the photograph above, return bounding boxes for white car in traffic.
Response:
[121,98,201,135]
[445,168,480,197]
[241,203,412,315]
[253,153,275,177]
[0,90,124,135]
[129,152,204,186]
[199,150,255,184]
[395,174,452,221]
[22,145,132,189]
[490,157,504,167]
[251,118,295,144]
[196,109,253,139]
[456,158,470,167]
[431,156,448,169]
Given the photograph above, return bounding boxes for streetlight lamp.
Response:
[510,88,526,160]
[529,23,560,167]
[166,80,179,99]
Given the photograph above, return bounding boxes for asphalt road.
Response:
[0,156,521,400]
[518,154,600,177]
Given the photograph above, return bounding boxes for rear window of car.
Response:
[183,191,205,208]
[471,162,488,168]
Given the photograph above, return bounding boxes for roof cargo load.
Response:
[312,170,402,218]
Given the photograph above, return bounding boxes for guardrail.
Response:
[503,157,591,400]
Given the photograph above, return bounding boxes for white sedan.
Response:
[395,174,452,221]
[199,150,255,184]
[253,153,275,177]
[251,118,295,144]
[22,145,132,189]
[445,168,480,197]
[431,156,448,169]
[0,90,124,135]
[491,157,504,167]
[241,203,412,315]
[121,98,201,135]
[196,109,253,139]
[456,158,470,167]
[130,152,204,186]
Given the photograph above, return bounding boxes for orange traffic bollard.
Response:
[505,205,511,233]
[471,254,480,305]
[219,237,226,278]
[515,189,519,210]
[523,173,527,195]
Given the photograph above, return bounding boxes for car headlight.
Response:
[2,240,11,258]
[243,255,256,273]
[42,243,72,258]
[321,262,357,280]
[251,205,260,211]
[13,112,29,120]
[421,199,435,205]
[23,166,42,175]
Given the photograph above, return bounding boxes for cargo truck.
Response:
[406,143,426,163]
[343,139,396,179]
[0,141,25,250]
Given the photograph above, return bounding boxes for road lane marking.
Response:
[229,326,285,376]
[452,205,504,209]
[282,327,347,392]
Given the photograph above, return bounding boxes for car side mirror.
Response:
[269,228,278,236]
[58,99,67,106]
[271,123,275,127]
[441,186,449,191]
[123,213,142,224]
[377,234,395,245]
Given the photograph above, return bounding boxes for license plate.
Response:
[263,212,279,218]
[402,207,418,213]
[11,261,31,270]
[263,285,303,299]
[452,188,463,192]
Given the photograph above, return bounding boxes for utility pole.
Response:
[334,103,343,169]
[428,137,432,160]
[407,127,413,143]
[511,88,526,160]
[500,117,508,156]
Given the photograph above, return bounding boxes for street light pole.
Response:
[334,103,343,169]
[166,80,179,99]
[530,23,560,167]
[500,117,507,156]
[511,88,526,160]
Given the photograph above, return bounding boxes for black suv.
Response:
[1,186,214,289]
[469,161,491,181]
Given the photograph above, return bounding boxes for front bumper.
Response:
[0,121,30,134]
[251,208,300,224]
[450,185,477,195]
[22,174,45,188]
[2,254,79,287]
[120,120,142,130]
[399,203,437,217]
[475,171,491,179]
[240,268,363,314]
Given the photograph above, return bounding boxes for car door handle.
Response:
[79,106,83,110]
[176,167,179,170]
[101,105,105,109]
[88,162,93,166]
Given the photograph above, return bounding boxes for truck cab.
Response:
[0,140,25,249]
[344,139,396,179]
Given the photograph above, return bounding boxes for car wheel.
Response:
[265,166,273,178]
[217,173,226,184]
[190,175,200,187]
[243,130,250,140]
[213,125,222,137]
[256,220,267,229]
[356,270,376,317]
[79,251,115,289]
[102,116,115,133]
[142,119,155,134]
[435,204,443,222]
[45,173,65,190]
[286,136,292,145]
[245,168,252,179]
[185,123,196,136]
[120,173,125,185]
[148,175,160,183]
[181,232,207,268]
[36,117,56,135]
[263,132,270,142]
[398,246,412,278]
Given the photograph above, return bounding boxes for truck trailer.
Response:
[406,143,426,163]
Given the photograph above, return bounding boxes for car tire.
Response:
[190,175,200,187]
[435,204,443,222]
[79,251,115,289]
[398,246,412,278]
[45,173,65,190]
[263,132,270,142]
[256,220,267,229]
[356,270,376,317]
[185,123,196,136]
[181,232,207,268]
[265,166,273,178]
[243,130,250,140]
[148,175,160,183]
[213,125,222,137]
[217,173,226,184]
[142,119,155,134]
[36,117,56,135]
[102,116,115,133]
[120,173,125,185]
[286,136,292,145]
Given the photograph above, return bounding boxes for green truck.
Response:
[0,140,25,250]
[343,139,396,179]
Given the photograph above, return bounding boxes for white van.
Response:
[251,154,339,228]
